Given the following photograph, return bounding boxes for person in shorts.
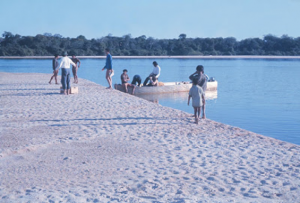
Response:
[71,55,81,84]
[102,48,113,89]
[49,54,59,84]
[121,69,136,94]
[188,77,205,124]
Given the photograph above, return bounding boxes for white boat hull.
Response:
[114,81,218,95]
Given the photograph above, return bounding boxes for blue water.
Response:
[1,58,300,145]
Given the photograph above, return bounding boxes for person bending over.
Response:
[131,75,142,87]
[121,69,136,94]
[143,61,161,86]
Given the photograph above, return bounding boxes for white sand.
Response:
[0,72,300,203]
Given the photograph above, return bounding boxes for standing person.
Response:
[121,69,136,94]
[102,48,113,89]
[143,61,161,86]
[71,55,81,84]
[131,75,142,87]
[49,54,59,84]
[189,65,207,118]
[188,78,205,124]
[58,52,77,95]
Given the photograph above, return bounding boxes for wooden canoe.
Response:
[114,81,218,95]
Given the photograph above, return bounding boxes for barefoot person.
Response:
[58,52,77,95]
[101,48,113,89]
[71,55,81,84]
[188,78,205,124]
[49,54,59,84]
[143,61,161,86]
[189,65,207,119]
[121,69,136,94]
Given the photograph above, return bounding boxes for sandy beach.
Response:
[1,72,300,202]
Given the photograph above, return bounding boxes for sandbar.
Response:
[0,72,300,202]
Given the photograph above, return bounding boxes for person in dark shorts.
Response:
[131,75,142,87]
[189,65,207,118]
[71,55,81,84]
[49,54,60,84]
[121,69,136,94]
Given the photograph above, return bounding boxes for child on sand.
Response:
[188,78,205,124]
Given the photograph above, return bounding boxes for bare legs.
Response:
[72,67,78,84]
[49,70,58,84]
[74,75,78,84]
[123,83,136,95]
[194,107,201,124]
[202,104,206,119]
[202,96,206,119]
[106,69,112,89]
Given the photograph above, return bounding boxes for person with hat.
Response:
[58,51,77,95]
[121,69,136,94]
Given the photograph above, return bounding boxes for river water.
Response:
[1,58,300,145]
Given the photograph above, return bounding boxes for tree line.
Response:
[0,32,300,56]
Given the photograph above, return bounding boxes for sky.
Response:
[0,0,299,40]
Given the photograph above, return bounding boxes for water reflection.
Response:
[137,90,218,104]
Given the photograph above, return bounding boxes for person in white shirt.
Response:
[58,51,77,95]
[143,61,161,86]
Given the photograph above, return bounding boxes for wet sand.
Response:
[1,72,300,202]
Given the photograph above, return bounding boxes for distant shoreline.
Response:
[0,55,300,59]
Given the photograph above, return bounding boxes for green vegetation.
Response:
[0,32,300,56]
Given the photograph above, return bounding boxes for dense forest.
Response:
[0,32,300,56]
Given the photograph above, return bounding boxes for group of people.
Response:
[101,48,161,95]
[120,61,161,94]
[48,48,208,124]
[49,52,81,95]
[49,48,161,96]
